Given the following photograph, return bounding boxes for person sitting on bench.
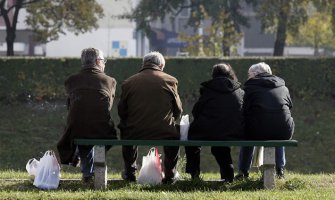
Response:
[57,48,117,183]
[117,51,183,184]
[235,62,295,180]
[185,63,245,183]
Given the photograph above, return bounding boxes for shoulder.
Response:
[100,73,117,88]
[64,73,79,86]
[159,71,178,84]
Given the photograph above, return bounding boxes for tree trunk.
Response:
[6,28,16,56]
[273,6,288,56]
[222,44,230,56]
[222,32,230,56]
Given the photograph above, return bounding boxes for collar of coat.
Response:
[81,66,104,74]
[140,64,162,72]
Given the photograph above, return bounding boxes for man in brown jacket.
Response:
[57,48,117,182]
[118,51,182,183]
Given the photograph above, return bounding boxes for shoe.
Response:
[276,168,285,179]
[121,171,136,182]
[162,171,180,184]
[220,179,233,184]
[191,170,200,180]
[162,177,177,184]
[234,172,249,181]
[82,176,94,183]
[70,155,81,167]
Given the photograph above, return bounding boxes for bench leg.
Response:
[93,145,107,190]
[263,147,275,189]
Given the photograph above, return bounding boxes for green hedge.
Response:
[1,57,335,173]
[1,57,335,101]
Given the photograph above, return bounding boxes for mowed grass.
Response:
[0,171,334,200]
[1,98,335,173]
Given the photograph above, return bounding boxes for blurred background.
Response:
[1,0,335,175]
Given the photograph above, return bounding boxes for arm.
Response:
[117,83,128,126]
[191,87,207,119]
[285,87,293,109]
[170,80,183,120]
[107,78,117,111]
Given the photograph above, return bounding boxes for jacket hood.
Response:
[201,77,241,94]
[245,73,285,88]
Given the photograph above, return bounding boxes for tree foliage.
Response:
[179,11,242,56]
[287,11,335,56]
[122,0,248,56]
[26,0,104,43]
[247,0,309,56]
[0,0,104,56]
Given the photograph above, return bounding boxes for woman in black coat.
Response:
[236,62,295,180]
[185,63,244,182]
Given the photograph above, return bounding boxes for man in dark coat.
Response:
[57,48,117,181]
[236,62,294,180]
[185,63,244,182]
[118,51,182,183]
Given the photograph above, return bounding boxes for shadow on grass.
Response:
[1,178,263,192]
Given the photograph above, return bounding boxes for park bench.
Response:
[74,139,298,190]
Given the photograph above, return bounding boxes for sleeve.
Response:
[108,78,117,111]
[170,80,183,120]
[242,88,250,116]
[117,83,128,127]
[191,87,206,119]
[285,87,293,109]
[64,78,71,111]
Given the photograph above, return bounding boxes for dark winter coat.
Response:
[188,77,245,140]
[118,64,183,140]
[57,67,117,164]
[243,73,294,140]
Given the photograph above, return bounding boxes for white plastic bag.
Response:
[33,150,61,190]
[252,146,264,167]
[137,147,163,185]
[26,158,40,177]
[180,114,190,141]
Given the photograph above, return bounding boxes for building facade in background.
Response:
[0,0,321,57]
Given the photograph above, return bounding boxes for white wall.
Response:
[46,28,136,57]
[46,0,137,57]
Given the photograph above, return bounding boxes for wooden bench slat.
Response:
[74,139,298,147]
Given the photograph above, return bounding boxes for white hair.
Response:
[143,51,165,68]
[248,62,272,79]
[97,49,104,59]
[81,47,104,67]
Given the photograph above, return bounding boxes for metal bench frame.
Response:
[74,139,298,190]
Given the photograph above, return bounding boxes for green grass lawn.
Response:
[1,98,335,173]
[0,171,334,200]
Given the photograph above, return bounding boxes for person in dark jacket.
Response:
[57,48,117,182]
[118,51,183,183]
[235,62,294,180]
[185,63,244,182]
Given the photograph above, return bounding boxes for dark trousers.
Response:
[122,145,180,179]
[75,145,111,178]
[77,145,94,178]
[185,146,234,181]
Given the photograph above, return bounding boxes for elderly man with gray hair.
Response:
[118,51,183,184]
[235,62,295,180]
[57,48,117,183]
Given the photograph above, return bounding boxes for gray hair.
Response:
[248,62,272,79]
[81,48,104,68]
[143,51,165,68]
